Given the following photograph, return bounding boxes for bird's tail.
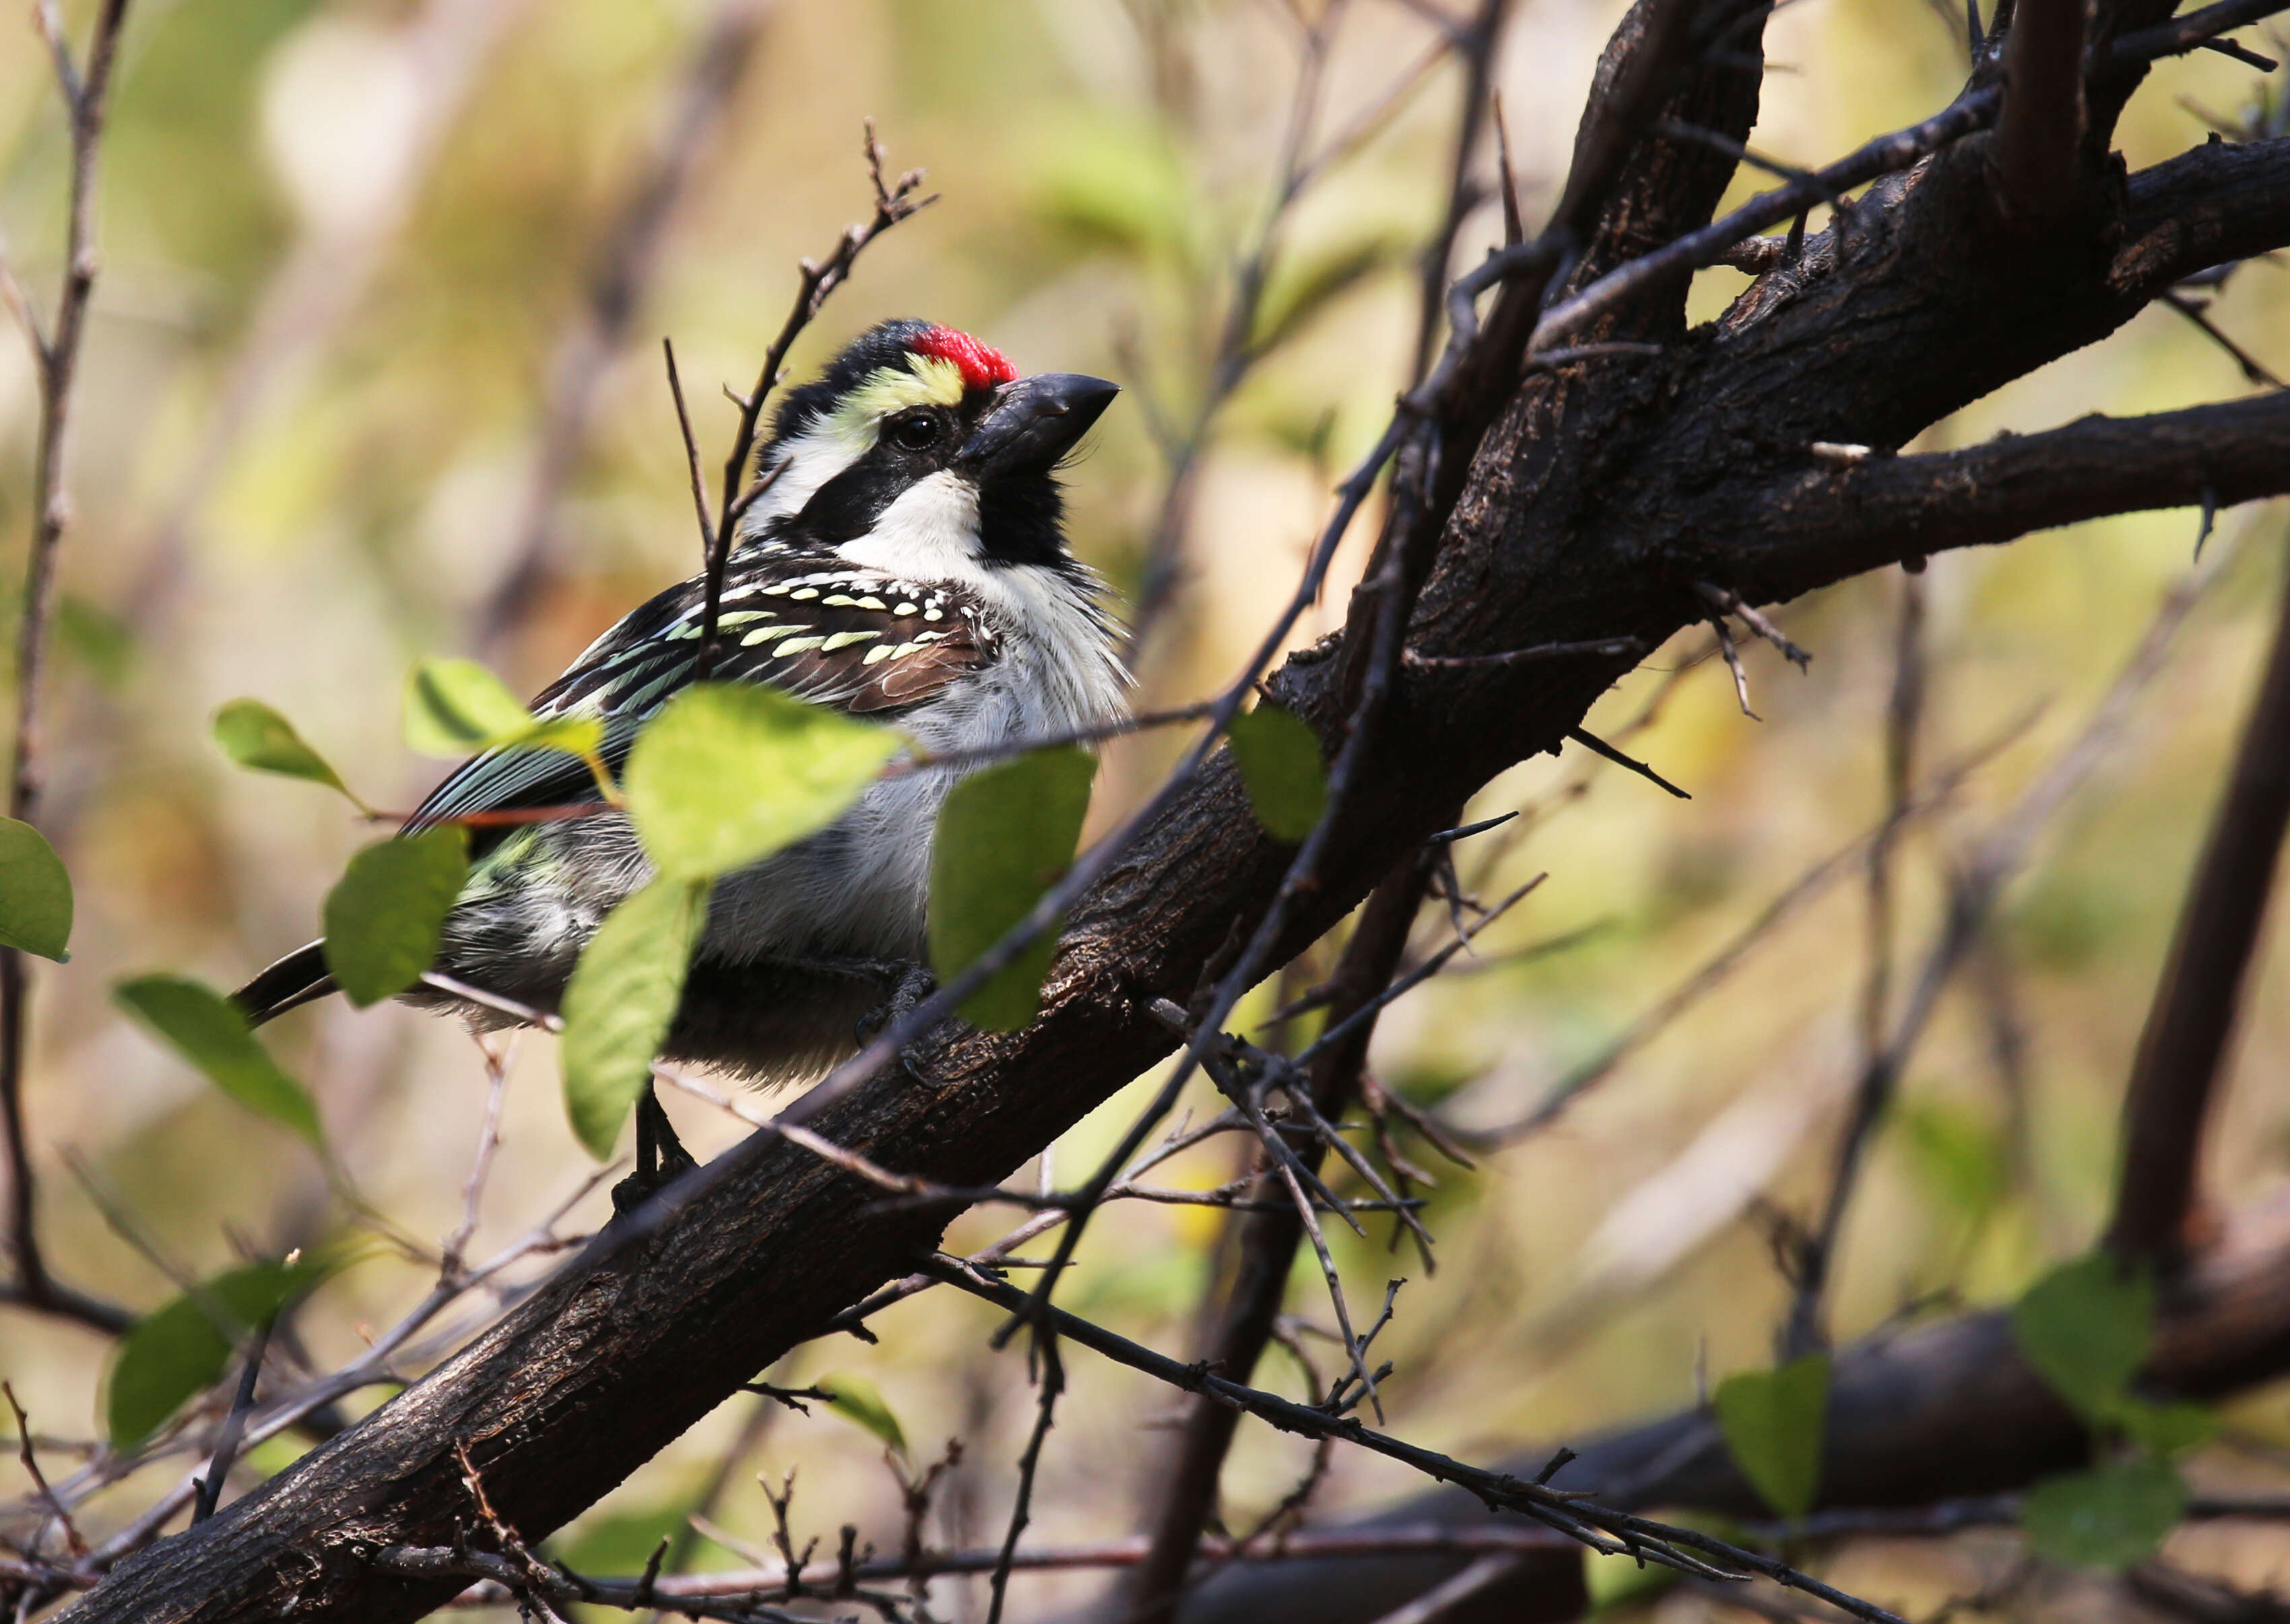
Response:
[234,941,338,1027]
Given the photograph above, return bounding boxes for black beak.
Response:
[954,373,1119,482]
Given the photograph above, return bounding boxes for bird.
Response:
[235,319,1129,1196]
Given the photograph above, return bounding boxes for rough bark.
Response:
[53,28,2290,1624]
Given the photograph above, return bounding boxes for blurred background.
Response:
[1,0,2287,1619]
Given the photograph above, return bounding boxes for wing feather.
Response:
[406,552,994,841]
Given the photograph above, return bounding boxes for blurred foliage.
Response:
[2,1,2288,1620]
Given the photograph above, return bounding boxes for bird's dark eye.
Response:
[887,413,941,451]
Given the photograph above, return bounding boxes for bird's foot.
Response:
[852,959,944,1082]
[611,1084,698,1217]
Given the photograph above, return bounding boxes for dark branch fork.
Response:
[38,0,2290,1612]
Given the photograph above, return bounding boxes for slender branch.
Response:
[923,1260,1908,1624]
[1129,849,1446,1624]
[691,125,933,680]
[2105,533,2290,1268]
[3,0,133,1327]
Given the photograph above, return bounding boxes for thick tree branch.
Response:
[1702,393,2290,591]
[1992,0,2089,225]
[2105,540,2290,1269]
[50,9,2290,1621]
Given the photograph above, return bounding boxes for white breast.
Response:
[699,547,1129,966]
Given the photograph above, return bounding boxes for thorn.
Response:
[1710,616,1760,719]
[1565,728,1691,799]
[1425,811,1520,846]
[1493,92,1525,248]
[1808,441,1874,465]
[2194,486,2219,561]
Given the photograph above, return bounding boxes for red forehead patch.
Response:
[913,325,1018,390]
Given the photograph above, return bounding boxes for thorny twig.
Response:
[692,125,935,680]
[925,1258,1909,1624]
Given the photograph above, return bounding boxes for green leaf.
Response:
[2021,1457,2187,1569]
[213,699,356,803]
[115,974,322,1144]
[1713,1353,1830,1520]
[405,657,539,756]
[2013,1255,2153,1422]
[1226,705,1328,842]
[814,1371,908,1456]
[928,746,1095,1031]
[321,826,469,1007]
[2115,1396,2218,1457]
[106,1257,327,1446]
[560,876,708,1158]
[0,818,73,962]
[624,683,898,880]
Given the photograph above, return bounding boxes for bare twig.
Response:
[986,1332,1064,1624]
[925,1260,1909,1624]
[7,1381,87,1561]
[2161,290,2288,389]
[2,0,134,1332]
[692,123,933,680]
[1466,710,2045,1146]
[2106,531,2290,1268]
[1786,538,2238,1349]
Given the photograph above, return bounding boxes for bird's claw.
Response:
[854,960,943,1084]
[611,1084,698,1217]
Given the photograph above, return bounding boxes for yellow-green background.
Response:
[2,1,2286,1619]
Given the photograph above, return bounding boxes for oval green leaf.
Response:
[624,683,898,880]
[2115,1396,2217,1457]
[213,699,355,802]
[2012,1255,2153,1423]
[405,657,539,756]
[321,826,469,1007]
[814,1371,909,1456]
[106,1256,328,1446]
[1227,704,1328,842]
[928,746,1095,1031]
[561,876,708,1158]
[2021,1457,2186,1569]
[0,817,72,962]
[115,974,321,1144]
[1713,1353,1829,1521]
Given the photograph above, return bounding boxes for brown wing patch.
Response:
[701,569,997,718]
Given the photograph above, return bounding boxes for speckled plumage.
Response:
[237,321,1127,1082]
